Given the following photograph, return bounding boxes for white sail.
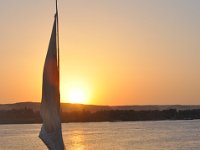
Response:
[39,13,65,150]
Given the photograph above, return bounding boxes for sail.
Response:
[39,14,65,150]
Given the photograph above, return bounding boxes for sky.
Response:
[0,0,200,105]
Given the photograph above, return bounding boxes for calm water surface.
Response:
[0,120,200,150]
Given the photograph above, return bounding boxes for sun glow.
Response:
[68,87,88,104]
[61,80,91,104]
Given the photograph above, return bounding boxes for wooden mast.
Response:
[56,0,60,93]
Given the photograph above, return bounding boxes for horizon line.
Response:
[1,101,200,107]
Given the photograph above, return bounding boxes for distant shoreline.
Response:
[1,107,200,124]
[0,119,200,125]
[1,102,200,112]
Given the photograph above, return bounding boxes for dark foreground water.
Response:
[0,120,200,150]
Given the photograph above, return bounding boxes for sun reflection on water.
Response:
[69,130,85,150]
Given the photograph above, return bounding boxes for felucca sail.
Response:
[39,1,65,149]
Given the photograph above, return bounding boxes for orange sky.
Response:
[0,0,200,105]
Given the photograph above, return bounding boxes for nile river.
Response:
[0,120,200,150]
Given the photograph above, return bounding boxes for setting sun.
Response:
[68,87,87,104]
[61,80,91,104]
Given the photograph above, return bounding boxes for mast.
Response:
[56,0,60,92]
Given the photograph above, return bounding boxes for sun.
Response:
[61,81,90,104]
[68,87,87,104]
[60,78,92,104]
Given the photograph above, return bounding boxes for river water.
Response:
[0,120,200,150]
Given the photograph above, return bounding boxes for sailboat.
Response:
[39,0,65,149]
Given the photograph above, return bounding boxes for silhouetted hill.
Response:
[0,102,110,113]
[0,102,41,112]
[111,105,200,111]
[0,102,200,113]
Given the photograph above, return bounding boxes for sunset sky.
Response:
[0,0,200,105]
